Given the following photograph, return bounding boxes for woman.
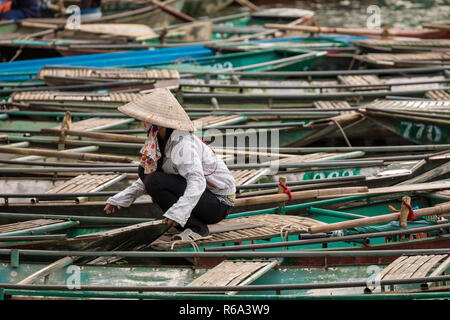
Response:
[104,88,236,241]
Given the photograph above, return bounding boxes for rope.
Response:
[274,223,297,250]
[332,119,352,147]
[170,239,200,252]
[278,182,293,201]
[389,201,415,221]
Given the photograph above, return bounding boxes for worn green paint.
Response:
[145,49,321,73]
[0,263,448,299]
[10,249,19,268]
[0,22,18,34]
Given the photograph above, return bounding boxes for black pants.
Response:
[142,171,230,236]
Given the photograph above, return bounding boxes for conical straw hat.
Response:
[118,88,195,132]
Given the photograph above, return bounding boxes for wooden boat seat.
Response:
[364,100,450,115]
[314,100,352,113]
[354,52,450,67]
[0,219,66,235]
[38,66,180,82]
[375,254,450,291]
[151,214,325,250]
[337,75,388,91]
[232,169,266,186]
[10,91,143,104]
[40,173,126,202]
[52,117,134,131]
[353,39,450,50]
[184,259,278,294]
[426,89,450,101]
[195,114,246,129]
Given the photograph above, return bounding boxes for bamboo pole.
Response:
[149,0,196,22]
[0,146,134,163]
[264,23,386,35]
[41,128,146,144]
[316,181,450,199]
[234,186,368,207]
[235,0,259,11]
[422,24,450,31]
[264,23,450,37]
[308,202,450,234]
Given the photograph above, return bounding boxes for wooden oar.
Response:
[308,201,450,234]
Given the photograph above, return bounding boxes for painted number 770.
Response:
[400,121,442,142]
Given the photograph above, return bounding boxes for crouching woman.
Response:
[104,88,236,241]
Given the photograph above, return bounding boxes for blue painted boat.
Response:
[0,46,213,82]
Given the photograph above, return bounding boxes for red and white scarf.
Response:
[140,123,161,174]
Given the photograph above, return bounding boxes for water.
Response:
[226,0,450,29]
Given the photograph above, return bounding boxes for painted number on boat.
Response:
[302,168,360,180]
[212,62,234,70]
[400,121,442,143]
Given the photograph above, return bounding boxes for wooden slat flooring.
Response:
[337,75,387,91]
[365,99,450,114]
[10,91,143,103]
[426,89,450,101]
[379,254,449,281]
[151,214,325,250]
[46,173,125,194]
[196,115,245,128]
[38,67,180,80]
[185,260,276,294]
[314,100,352,112]
[0,219,65,234]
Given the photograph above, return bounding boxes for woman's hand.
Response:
[166,218,179,227]
[104,204,121,215]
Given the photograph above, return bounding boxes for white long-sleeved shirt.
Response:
[106,130,236,227]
